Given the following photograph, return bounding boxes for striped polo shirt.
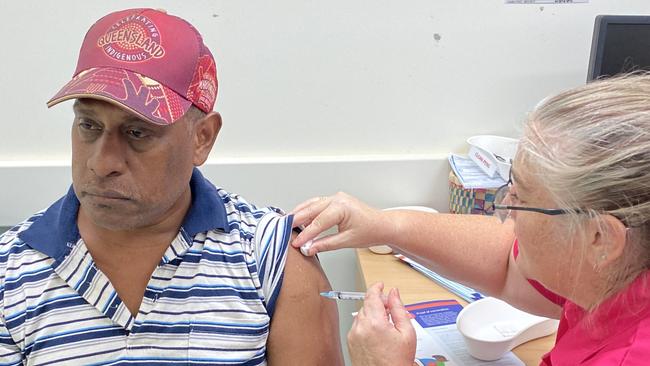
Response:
[0,168,292,365]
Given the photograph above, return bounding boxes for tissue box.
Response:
[448,171,497,215]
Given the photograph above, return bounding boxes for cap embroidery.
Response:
[187,55,217,112]
[97,13,165,62]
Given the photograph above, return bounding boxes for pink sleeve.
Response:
[513,239,566,307]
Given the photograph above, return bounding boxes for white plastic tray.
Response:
[456,297,559,361]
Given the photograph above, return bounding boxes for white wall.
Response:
[2,1,650,364]
[4,0,650,162]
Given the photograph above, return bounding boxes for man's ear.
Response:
[192,111,222,166]
[588,214,627,271]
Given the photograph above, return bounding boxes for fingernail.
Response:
[300,240,313,256]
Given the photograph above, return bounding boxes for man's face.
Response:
[71,98,196,231]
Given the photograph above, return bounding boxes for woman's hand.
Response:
[290,192,392,255]
[348,282,416,366]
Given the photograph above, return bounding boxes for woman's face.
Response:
[509,158,588,297]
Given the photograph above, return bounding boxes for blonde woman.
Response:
[291,74,650,365]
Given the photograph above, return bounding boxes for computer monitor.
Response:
[587,15,650,81]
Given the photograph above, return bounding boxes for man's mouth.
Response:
[83,189,131,200]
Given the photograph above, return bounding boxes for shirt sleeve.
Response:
[252,211,293,318]
[0,291,22,365]
[513,239,567,307]
[0,231,23,364]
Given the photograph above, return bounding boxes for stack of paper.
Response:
[448,154,506,189]
[396,254,484,303]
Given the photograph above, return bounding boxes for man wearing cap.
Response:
[0,8,342,365]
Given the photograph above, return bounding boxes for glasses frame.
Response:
[486,171,585,222]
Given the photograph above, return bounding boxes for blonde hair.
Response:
[519,73,650,306]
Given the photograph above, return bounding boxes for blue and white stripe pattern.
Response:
[0,168,292,365]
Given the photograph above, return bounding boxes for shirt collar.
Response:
[19,167,229,263]
[551,270,650,363]
[18,185,81,263]
[181,168,229,237]
[566,270,650,335]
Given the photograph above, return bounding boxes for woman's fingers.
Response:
[292,201,345,248]
[290,196,331,229]
[289,196,328,216]
[297,230,355,256]
[290,192,387,256]
[348,284,417,366]
[362,282,387,320]
[387,288,415,336]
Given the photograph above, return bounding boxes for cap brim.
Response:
[47,67,191,125]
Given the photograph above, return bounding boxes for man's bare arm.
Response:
[266,234,343,365]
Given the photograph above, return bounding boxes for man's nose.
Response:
[87,132,127,178]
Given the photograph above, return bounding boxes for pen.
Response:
[320,291,366,300]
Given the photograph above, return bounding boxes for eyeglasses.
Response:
[484,173,584,223]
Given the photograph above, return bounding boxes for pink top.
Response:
[513,240,650,365]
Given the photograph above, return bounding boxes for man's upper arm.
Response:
[266,232,343,365]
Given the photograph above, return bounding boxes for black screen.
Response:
[588,16,650,81]
[599,23,650,77]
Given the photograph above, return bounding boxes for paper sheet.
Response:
[448,154,506,189]
[408,300,524,366]
[396,254,484,303]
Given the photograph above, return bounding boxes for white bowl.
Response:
[456,297,559,361]
[368,206,438,254]
[467,135,518,181]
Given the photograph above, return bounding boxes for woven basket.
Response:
[448,170,497,215]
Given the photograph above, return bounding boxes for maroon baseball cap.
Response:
[47,8,217,125]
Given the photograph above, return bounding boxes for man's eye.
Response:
[78,119,100,131]
[127,129,148,139]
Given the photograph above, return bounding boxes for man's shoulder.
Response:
[0,211,51,281]
[0,212,46,253]
[214,187,285,233]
